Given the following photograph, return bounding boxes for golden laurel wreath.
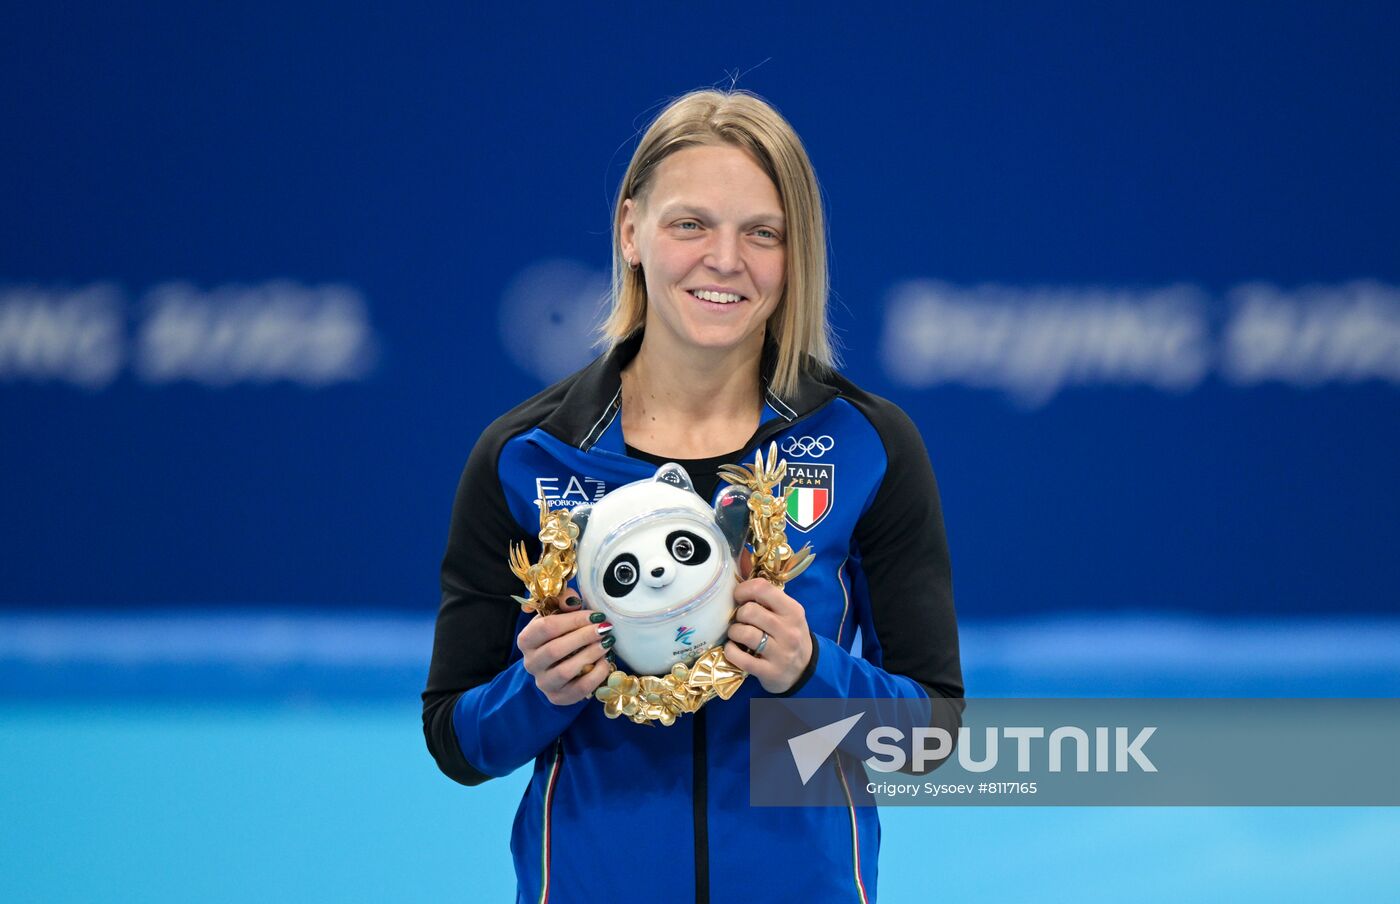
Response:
[508,442,815,726]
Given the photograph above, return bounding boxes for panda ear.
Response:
[571,504,592,540]
[653,462,696,494]
[714,485,751,559]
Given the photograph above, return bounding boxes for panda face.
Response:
[596,522,720,612]
[569,464,751,674]
[602,529,712,597]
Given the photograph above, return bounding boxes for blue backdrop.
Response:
[3,3,1398,619]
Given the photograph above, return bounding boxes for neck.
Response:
[619,331,766,457]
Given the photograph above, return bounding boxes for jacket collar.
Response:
[538,331,839,451]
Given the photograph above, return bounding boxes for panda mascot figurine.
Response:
[571,463,750,676]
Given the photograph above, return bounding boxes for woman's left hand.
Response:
[725,577,814,695]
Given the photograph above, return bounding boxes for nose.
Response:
[705,229,742,275]
[642,559,674,589]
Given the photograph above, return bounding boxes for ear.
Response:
[713,485,751,559]
[620,197,639,265]
[653,462,695,494]
[571,504,592,540]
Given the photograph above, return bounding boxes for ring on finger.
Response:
[754,631,769,656]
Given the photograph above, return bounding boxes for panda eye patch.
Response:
[604,553,639,597]
[666,530,710,565]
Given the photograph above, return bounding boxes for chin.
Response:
[649,306,769,355]
[685,330,762,353]
[681,317,767,348]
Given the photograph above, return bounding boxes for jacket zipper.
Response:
[692,399,834,903]
[595,395,836,903]
[693,707,709,904]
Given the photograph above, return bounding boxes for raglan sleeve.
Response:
[780,399,964,761]
[421,429,588,786]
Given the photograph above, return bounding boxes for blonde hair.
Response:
[602,89,834,396]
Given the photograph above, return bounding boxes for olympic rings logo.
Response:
[781,435,835,458]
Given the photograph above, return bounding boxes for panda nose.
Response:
[642,559,674,589]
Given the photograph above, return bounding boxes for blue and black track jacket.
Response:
[423,334,963,903]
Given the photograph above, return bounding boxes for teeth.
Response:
[692,290,743,304]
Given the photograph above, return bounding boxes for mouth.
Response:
[687,289,747,306]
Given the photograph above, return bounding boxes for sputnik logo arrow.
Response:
[787,712,865,785]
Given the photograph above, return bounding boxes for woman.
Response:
[423,89,962,903]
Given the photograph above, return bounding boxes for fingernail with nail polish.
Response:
[596,623,613,635]
[602,634,616,649]
[589,612,606,623]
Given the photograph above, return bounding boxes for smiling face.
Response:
[620,144,787,356]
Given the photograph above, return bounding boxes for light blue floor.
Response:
[3,702,1399,903]
[2,613,1398,902]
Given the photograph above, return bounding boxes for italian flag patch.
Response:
[784,463,835,532]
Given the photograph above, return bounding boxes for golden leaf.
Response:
[687,649,747,700]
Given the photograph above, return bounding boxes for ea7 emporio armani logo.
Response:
[534,475,606,507]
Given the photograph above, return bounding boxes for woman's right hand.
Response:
[516,590,615,705]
